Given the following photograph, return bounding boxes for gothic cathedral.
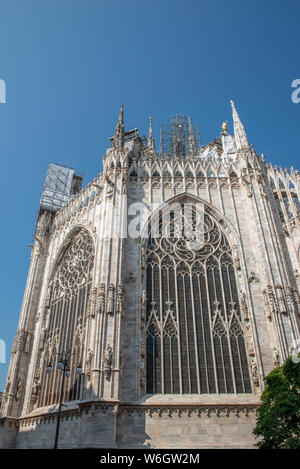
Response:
[1,102,300,448]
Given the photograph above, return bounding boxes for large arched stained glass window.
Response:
[35,228,94,407]
[145,206,252,394]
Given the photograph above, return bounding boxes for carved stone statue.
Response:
[4,380,10,395]
[141,290,147,321]
[16,378,23,401]
[31,377,41,404]
[98,283,106,314]
[103,345,113,379]
[85,348,93,380]
[39,328,46,351]
[239,290,249,320]
[248,271,259,284]
[87,287,97,318]
[250,358,259,387]
[45,281,53,309]
[85,348,92,363]
[107,284,115,315]
[273,349,280,367]
[53,328,60,352]
[74,317,83,348]
[222,121,228,133]
[116,286,125,316]
[232,245,241,270]
[276,285,287,315]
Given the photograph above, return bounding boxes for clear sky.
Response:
[0,0,299,391]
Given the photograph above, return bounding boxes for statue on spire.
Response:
[113,104,124,149]
[230,100,249,150]
[147,116,155,151]
[188,117,197,155]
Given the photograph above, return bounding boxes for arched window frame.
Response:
[34,226,95,408]
[141,196,254,396]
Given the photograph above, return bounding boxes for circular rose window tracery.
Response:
[59,229,94,291]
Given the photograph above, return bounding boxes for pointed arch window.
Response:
[145,206,252,394]
[35,228,94,407]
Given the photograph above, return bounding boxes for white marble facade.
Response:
[1,102,300,448]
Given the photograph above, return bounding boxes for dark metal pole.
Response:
[54,363,66,449]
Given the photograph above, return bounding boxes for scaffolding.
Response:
[34,163,83,239]
[159,115,201,158]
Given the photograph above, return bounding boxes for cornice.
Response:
[3,400,259,428]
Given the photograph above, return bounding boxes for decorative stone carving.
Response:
[273,349,280,367]
[248,271,260,283]
[241,172,253,197]
[275,285,287,315]
[4,379,11,395]
[24,331,31,353]
[85,348,93,380]
[103,345,113,379]
[105,176,114,197]
[45,281,53,309]
[31,377,41,405]
[244,322,255,357]
[239,291,249,320]
[39,328,47,351]
[140,367,146,388]
[294,268,300,285]
[87,287,97,318]
[13,329,32,354]
[250,358,259,387]
[116,286,125,316]
[53,328,60,353]
[140,341,145,359]
[292,288,300,315]
[107,284,115,315]
[232,245,241,270]
[284,285,295,314]
[74,317,83,349]
[15,378,23,401]
[126,271,136,282]
[263,285,277,319]
[98,283,106,314]
[58,229,94,291]
[141,289,147,321]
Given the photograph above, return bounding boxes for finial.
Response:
[147,116,155,151]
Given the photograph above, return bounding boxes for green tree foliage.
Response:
[253,355,300,449]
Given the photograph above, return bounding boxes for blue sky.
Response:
[0,0,299,390]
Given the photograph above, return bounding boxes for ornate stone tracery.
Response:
[145,205,252,395]
[33,228,94,408]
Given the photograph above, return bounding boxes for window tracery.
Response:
[145,207,252,394]
[35,228,94,407]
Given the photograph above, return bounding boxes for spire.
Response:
[188,117,197,154]
[230,100,249,150]
[159,124,163,156]
[147,116,155,151]
[113,104,124,148]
